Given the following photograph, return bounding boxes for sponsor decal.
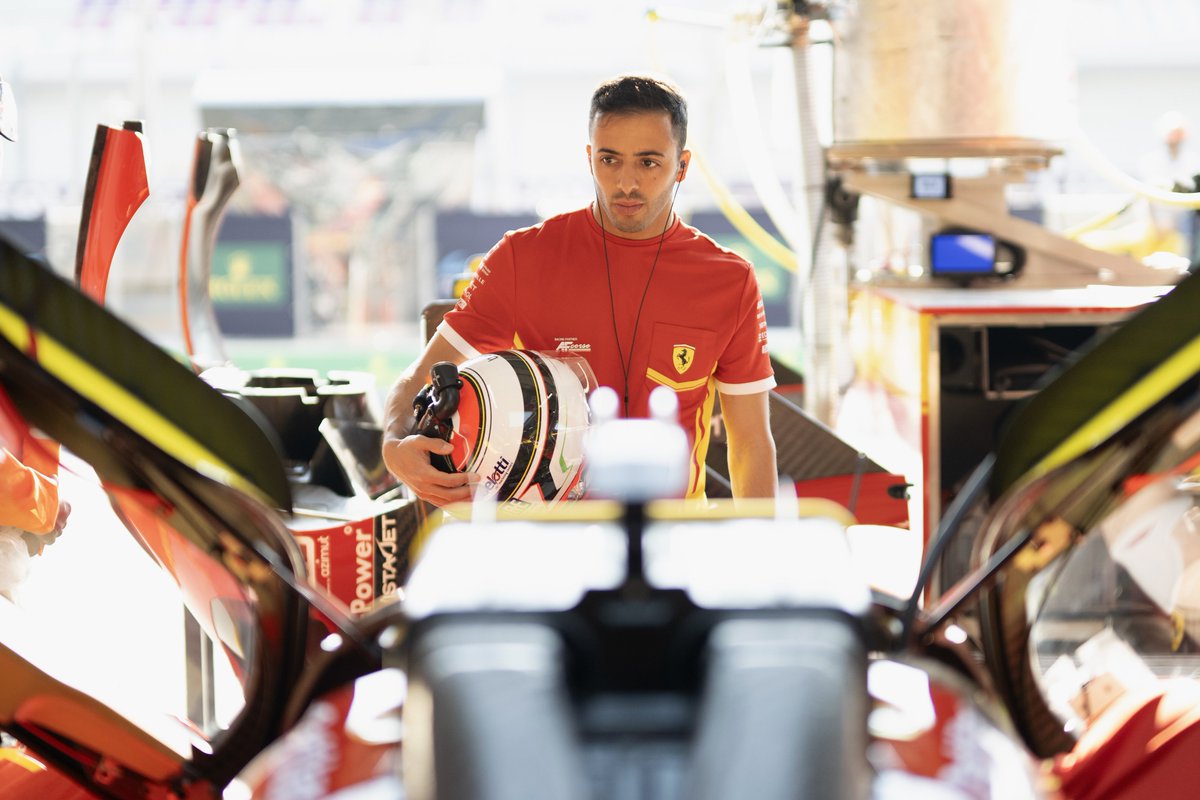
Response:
[254,701,338,799]
[288,506,414,617]
[211,245,286,305]
[554,338,592,353]
[351,524,374,614]
[672,344,696,375]
[377,514,400,598]
[483,455,512,493]
[296,536,316,577]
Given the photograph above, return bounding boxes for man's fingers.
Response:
[425,469,469,488]
[416,470,472,506]
[417,472,473,505]
[424,485,474,507]
[403,434,452,456]
[380,434,472,506]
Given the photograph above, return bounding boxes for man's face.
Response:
[587,111,688,240]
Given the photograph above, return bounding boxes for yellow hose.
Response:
[1062,198,1136,240]
[690,152,800,273]
[645,9,800,274]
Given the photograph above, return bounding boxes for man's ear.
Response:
[676,150,692,182]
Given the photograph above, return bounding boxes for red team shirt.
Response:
[439,206,776,498]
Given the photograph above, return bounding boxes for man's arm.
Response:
[381,331,473,506]
[718,390,777,500]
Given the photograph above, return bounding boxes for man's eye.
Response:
[642,160,659,169]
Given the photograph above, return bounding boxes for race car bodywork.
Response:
[74,121,149,306]
[1,231,1200,798]
[178,128,239,370]
[0,237,359,798]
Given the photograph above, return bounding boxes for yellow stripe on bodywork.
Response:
[0,305,262,499]
[646,367,709,393]
[649,497,858,528]
[0,746,45,773]
[1032,333,1200,480]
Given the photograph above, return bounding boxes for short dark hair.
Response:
[589,75,688,153]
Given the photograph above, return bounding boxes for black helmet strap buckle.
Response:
[413,361,462,473]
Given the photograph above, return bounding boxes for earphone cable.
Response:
[599,181,680,415]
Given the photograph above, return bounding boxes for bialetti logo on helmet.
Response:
[554,337,591,353]
[483,455,512,492]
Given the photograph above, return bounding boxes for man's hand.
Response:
[52,499,71,535]
[381,330,473,507]
[21,500,71,556]
[382,434,472,507]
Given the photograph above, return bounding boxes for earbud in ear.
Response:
[677,161,686,182]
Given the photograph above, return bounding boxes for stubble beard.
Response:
[600,190,673,237]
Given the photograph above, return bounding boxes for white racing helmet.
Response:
[438,350,595,508]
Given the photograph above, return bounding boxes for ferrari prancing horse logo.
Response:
[672,344,695,375]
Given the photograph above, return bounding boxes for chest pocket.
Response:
[644,323,717,394]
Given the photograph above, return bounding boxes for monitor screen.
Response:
[911,173,952,200]
[930,233,996,275]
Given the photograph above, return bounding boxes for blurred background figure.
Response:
[1137,110,1200,261]
[1076,109,1200,266]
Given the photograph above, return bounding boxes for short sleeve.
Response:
[714,269,776,395]
[439,235,518,357]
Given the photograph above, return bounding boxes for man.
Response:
[0,73,71,563]
[1137,110,1200,261]
[382,74,777,505]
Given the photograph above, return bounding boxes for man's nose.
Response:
[616,164,638,194]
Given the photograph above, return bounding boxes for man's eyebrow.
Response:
[596,147,667,158]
